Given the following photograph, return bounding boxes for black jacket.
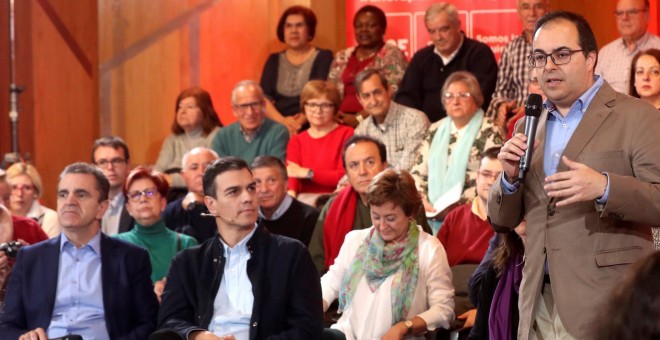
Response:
[157,225,323,339]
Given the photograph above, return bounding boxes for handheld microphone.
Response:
[200,212,235,223]
[518,94,544,180]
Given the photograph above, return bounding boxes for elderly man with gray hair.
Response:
[210,80,290,164]
[396,2,498,123]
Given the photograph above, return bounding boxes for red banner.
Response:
[346,0,522,61]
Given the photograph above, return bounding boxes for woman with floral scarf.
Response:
[320,169,454,339]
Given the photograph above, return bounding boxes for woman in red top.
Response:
[286,80,354,207]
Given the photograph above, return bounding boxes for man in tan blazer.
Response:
[489,11,659,340]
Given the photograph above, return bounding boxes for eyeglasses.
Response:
[11,184,35,192]
[127,188,159,202]
[478,170,502,181]
[443,92,472,101]
[95,158,127,169]
[614,8,647,17]
[233,101,263,113]
[304,102,334,111]
[528,49,583,68]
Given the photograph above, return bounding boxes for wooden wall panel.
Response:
[31,0,99,208]
[99,0,346,168]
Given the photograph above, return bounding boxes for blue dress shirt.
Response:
[47,231,110,340]
[208,227,258,340]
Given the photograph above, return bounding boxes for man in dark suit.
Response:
[92,136,134,235]
[489,11,659,340]
[0,162,158,339]
[155,157,322,339]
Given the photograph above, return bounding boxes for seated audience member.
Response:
[309,135,431,274]
[629,48,660,109]
[355,69,430,171]
[436,147,501,334]
[155,87,222,190]
[320,169,454,339]
[162,147,219,244]
[154,157,323,339]
[260,5,333,134]
[411,71,503,229]
[468,222,526,340]
[114,167,197,301]
[210,80,289,164]
[438,147,501,267]
[396,3,497,123]
[92,136,134,235]
[0,162,158,339]
[486,0,549,128]
[596,0,660,93]
[328,5,408,127]
[251,156,319,246]
[5,162,59,238]
[286,80,353,206]
[0,170,49,246]
[592,251,660,340]
[0,173,49,305]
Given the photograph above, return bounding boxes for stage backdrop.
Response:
[346,0,659,61]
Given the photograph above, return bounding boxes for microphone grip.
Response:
[519,116,539,180]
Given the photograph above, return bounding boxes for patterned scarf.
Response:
[338,221,420,324]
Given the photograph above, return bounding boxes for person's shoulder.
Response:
[343,227,372,243]
[264,118,288,132]
[409,44,435,61]
[396,102,428,120]
[104,234,147,254]
[598,37,622,53]
[463,36,496,56]
[317,48,334,58]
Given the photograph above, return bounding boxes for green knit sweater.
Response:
[114,220,198,283]
[210,118,289,164]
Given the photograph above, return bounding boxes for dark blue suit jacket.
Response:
[0,233,158,339]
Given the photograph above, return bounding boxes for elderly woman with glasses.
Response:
[286,80,354,206]
[114,167,197,302]
[5,163,59,238]
[320,168,454,340]
[411,71,503,230]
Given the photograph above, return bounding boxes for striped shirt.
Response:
[596,32,660,94]
[486,34,533,117]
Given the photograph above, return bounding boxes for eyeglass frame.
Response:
[95,157,127,169]
[304,102,335,111]
[126,188,160,202]
[614,8,647,17]
[232,100,264,113]
[527,49,584,68]
[442,92,472,102]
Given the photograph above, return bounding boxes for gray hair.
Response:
[441,71,484,108]
[425,3,460,26]
[181,147,219,169]
[231,80,265,105]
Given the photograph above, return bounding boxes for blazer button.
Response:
[547,205,555,216]
[252,322,258,327]
[496,194,502,204]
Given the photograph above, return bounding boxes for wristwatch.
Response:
[404,320,413,335]
[306,169,314,179]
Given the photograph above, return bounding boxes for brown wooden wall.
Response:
[1,0,657,208]
[0,0,98,209]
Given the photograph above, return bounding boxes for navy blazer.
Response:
[0,233,158,339]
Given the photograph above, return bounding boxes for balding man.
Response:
[596,0,660,93]
[210,80,290,164]
[162,147,219,243]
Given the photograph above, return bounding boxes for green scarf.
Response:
[338,221,420,324]
[428,109,484,203]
